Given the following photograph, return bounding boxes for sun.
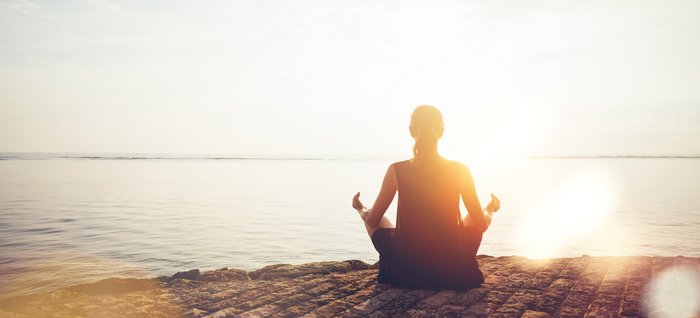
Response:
[441,104,550,174]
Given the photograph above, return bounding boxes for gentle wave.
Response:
[0,154,373,161]
[1,155,699,297]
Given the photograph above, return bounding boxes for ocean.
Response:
[1,154,699,297]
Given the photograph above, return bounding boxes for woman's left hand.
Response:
[486,193,500,213]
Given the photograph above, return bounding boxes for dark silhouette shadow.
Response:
[352,105,500,292]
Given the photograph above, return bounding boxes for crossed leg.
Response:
[364,215,394,238]
[462,210,494,231]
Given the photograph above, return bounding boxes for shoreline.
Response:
[1,255,698,317]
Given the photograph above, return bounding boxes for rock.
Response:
[198,268,250,282]
[345,259,373,271]
[155,275,171,283]
[249,260,371,280]
[248,264,290,279]
[521,310,552,318]
[171,269,200,281]
[190,308,208,318]
[2,256,696,318]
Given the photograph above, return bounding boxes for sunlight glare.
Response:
[458,105,550,175]
[644,265,700,318]
[515,166,618,258]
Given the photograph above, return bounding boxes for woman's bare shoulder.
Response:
[391,159,411,167]
[446,159,474,179]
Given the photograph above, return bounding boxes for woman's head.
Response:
[410,105,444,159]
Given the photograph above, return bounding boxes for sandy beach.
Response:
[1,255,697,318]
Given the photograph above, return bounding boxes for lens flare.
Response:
[515,166,618,258]
[644,265,700,318]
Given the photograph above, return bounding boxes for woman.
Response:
[352,105,500,290]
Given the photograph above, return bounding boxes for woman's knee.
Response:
[462,226,483,253]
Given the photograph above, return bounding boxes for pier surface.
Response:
[1,255,697,317]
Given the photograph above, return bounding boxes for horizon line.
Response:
[1,152,700,161]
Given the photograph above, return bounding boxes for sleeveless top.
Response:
[386,158,483,290]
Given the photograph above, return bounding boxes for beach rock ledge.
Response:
[0,255,697,317]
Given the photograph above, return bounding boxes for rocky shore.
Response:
[0,255,697,317]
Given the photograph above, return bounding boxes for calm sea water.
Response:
[1,154,699,297]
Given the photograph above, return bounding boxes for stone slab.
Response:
[0,256,696,317]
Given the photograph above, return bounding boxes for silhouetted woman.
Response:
[352,105,500,290]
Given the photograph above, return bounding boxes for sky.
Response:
[0,0,698,157]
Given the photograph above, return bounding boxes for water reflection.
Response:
[515,165,619,258]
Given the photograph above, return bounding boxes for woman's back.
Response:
[395,158,461,251]
[391,158,483,290]
[352,105,497,291]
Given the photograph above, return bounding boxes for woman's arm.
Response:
[357,164,398,228]
[460,164,498,233]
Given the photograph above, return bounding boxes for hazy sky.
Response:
[1,0,698,157]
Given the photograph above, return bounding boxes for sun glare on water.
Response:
[444,105,622,259]
[446,106,621,258]
[515,166,619,258]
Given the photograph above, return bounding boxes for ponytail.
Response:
[410,105,443,162]
[412,127,439,159]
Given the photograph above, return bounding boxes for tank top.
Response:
[390,158,483,290]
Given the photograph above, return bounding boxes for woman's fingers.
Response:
[486,193,500,212]
[352,192,362,209]
[490,193,500,211]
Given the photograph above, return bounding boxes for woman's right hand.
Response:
[486,193,500,213]
[352,192,367,212]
